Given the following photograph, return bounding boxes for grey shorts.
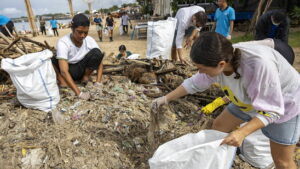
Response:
[227,103,300,145]
[96,24,103,31]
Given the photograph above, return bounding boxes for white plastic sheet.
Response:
[1,49,60,112]
[146,17,177,60]
[119,24,124,35]
[46,27,54,37]
[149,130,236,169]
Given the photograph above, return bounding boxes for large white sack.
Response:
[149,130,236,169]
[239,123,274,169]
[146,17,177,60]
[1,49,60,112]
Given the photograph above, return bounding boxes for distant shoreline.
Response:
[12,16,72,23]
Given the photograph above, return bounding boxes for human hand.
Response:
[178,56,189,65]
[184,37,193,48]
[78,91,90,100]
[226,35,232,40]
[151,96,168,110]
[221,130,246,147]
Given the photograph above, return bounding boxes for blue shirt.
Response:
[214,6,235,37]
[94,18,102,24]
[268,24,278,38]
[0,15,11,26]
[50,20,58,28]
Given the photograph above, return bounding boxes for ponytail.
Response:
[231,48,241,79]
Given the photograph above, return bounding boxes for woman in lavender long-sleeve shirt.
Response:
[152,32,300,169]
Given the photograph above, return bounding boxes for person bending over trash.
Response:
[201,38,295,114]
[171,5,207,64]
[153,32,300,169]
[255,10,289,43]
[52,14,104,100]
[116,45,132,60]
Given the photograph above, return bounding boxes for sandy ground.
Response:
[31,18,300,71]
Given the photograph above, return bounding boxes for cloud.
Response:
[0,8,22,15]
[33,8,50,15]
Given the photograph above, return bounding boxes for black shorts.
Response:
[51,48,104,81]
[273,39,295,65]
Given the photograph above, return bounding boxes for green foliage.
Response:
[289,30,300,48]
[290,6,300,25]
[231,34,254,43]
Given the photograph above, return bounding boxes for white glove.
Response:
[78,92,90,100]
[151,96,168,109]
[94,82,103,88]
[226,35,232,40]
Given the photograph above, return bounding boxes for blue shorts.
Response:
[227,103,300,145]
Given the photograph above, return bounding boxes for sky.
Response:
[0,0,137,18]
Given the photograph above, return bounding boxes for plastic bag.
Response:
[103,27,109,36]
[239,123,274,169]
[149,130,236,169]
[127,54,140,60]
[46,27,54,37]
[119,25,124,35]
[1,49,60,112]
[146,17,177,60]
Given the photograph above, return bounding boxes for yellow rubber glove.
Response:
[201,97,226,114]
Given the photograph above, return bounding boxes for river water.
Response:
[14,19,71,31]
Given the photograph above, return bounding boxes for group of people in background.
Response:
[93,11,132,42]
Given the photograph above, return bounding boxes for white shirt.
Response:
[56,33,100,64]
[121,15,130,25]
[175,6,205,48]
[182,43,300,125]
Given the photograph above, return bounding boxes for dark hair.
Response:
[119,45,126,51]
[272,11,286,24]
[71,13,90,29]
[190,32,241,79]
[193,11,207,27]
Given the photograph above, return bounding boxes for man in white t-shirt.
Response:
[52,14,104,100]
[121,12,132,34]
[172,6,207,64]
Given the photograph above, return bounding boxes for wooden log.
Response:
[21,37,48,49]
[103,66,125,73]
[124,59,151,66]
[0,32,25,55]
[3,25,15,39]
[3,37,21,52]
[155,67,177,75]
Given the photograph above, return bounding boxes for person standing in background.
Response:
[39,16,46,35]
[94,13,103,42]
[214,0,235,40]
[50,16,59,36]
[121,12,132,34]
[106,13,115,42]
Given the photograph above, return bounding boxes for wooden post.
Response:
[88,2,93,23]
[68,0,75,17]
[24,0,39,37]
